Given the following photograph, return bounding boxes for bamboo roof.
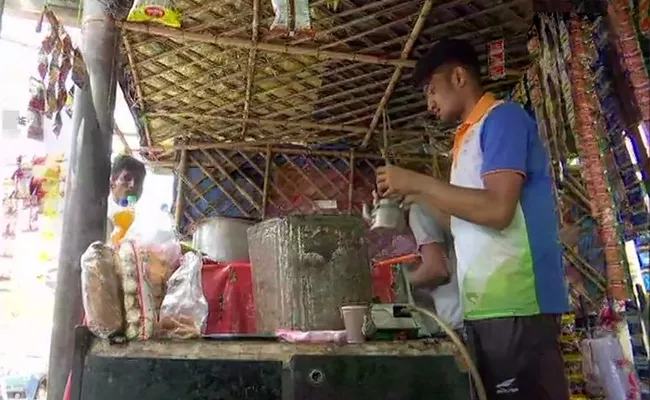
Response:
[117,0,534,161]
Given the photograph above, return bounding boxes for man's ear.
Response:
[452,66,466,88]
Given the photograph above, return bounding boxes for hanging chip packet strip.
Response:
[127,0,182,29]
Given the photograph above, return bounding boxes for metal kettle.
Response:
[362,196,407,231]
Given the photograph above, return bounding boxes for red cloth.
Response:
[201,259,400,334]
[202,261,257,334]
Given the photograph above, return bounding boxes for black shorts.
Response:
[465,314,570,400]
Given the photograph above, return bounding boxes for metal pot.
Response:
[191,216,256,261]
[362,197,406,231]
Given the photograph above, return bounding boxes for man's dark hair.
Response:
[412,39,481,89]
[111,154,146,181]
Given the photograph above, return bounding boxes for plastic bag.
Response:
[123,205,182,306]
[157,251,208,339]
[117,241,157,340]
[127,0,181,28]
[587,335,641,400]
[81,242,124,339]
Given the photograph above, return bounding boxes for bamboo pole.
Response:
[146,112,429,137]
[241,0,260,137]
[348,149,355,213]
[174,150,187,229]
[148,143,433,163]
[262,147,272,218]
[119,21,416,68]
[174,149,188,228]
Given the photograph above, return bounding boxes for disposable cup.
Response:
[341,305,368,344]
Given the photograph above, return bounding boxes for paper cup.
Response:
[341,305,367,343]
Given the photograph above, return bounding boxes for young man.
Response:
[407,202,463,332]
[107,155,146,238]
[376,39,570,399]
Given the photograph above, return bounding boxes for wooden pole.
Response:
[240,0,260,137]
[361,0,436,148]
[174,149,188,229]
[47,4,118,400]
[147,143,434,163]
[348,150,355,214]
[261,146,272,218]
[119,21,416,68]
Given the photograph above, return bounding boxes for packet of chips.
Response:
[127,0,182,29]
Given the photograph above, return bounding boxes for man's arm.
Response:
[410,173,523,231]
[406,194,450,231]
[409,242,450,289]
[408,205,450,288]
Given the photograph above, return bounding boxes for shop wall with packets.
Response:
[506,10,650,399]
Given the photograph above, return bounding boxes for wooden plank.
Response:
[89,339,465,369]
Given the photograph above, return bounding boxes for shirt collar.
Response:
[457,92,498,129]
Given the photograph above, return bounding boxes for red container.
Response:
[201,261,256,334]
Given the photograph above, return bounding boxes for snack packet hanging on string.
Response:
[270,0,290,34]
[127,0,182,29]
[294,0,314,37]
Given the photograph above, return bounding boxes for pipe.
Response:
[408,304,487,400]
[396,264,486,400]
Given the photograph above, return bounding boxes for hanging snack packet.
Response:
[127,0,182,29]
[293,0,314,37]
[270,0,290,34]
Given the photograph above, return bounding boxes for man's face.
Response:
[424,66,467,123]
[110,169,143,201]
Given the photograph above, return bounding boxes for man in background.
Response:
[106,155,146,239]
[407,201,463,333]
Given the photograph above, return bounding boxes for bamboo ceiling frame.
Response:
[118,0,533,160]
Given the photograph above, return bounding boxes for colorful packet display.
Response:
[127,0,182,29]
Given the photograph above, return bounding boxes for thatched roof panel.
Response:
[118,0,535,159]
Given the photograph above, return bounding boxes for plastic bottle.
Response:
[111,195,137,245]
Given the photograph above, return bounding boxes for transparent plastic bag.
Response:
[123,205,182,307]
[157,251,208,339]
[81,241,124,339]
[117,242,157,340]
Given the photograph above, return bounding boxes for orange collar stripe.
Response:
[452,93,499,164]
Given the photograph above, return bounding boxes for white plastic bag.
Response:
[587,335,641,400]
[157,252,208,339]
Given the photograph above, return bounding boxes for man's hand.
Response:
[376,165,421,196]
